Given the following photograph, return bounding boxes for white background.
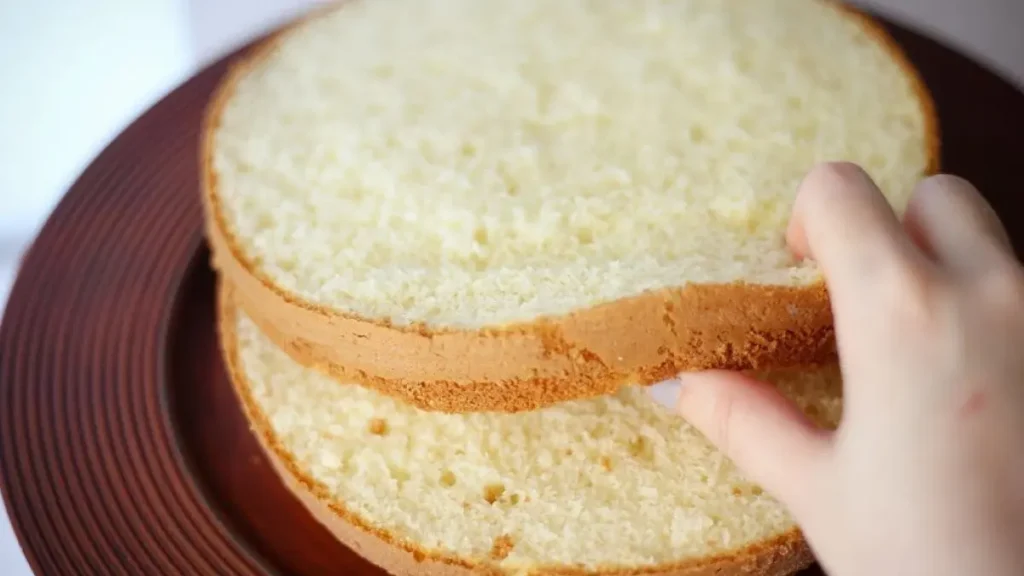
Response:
[1,1,1023,573]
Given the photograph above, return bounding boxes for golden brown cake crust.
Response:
[217,283,817,576]
[201,0,940,414]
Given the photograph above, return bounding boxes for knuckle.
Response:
[876,264,951,329]
[973,266,1024,311]
[847,246,905,286]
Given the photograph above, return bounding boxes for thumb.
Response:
[648,371,831,511]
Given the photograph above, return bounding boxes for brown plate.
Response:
[2,10,1024,576]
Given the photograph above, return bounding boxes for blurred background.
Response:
[1,0,1023,573]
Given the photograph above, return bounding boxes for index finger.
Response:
[786,162,927,305]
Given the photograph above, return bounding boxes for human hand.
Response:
[650,162,1024,576]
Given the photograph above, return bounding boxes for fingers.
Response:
[648,371,832,510]
[786,162,928,305]
[902,174,1016,275]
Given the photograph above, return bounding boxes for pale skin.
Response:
[650,162,1024,576]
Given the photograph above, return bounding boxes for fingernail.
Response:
[647,378,685,411]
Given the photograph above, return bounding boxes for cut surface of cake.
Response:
[204,0,936,411]
[219,285,844,575]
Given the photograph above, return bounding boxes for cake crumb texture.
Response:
[225,294,844,573]
[209,0,935,329]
